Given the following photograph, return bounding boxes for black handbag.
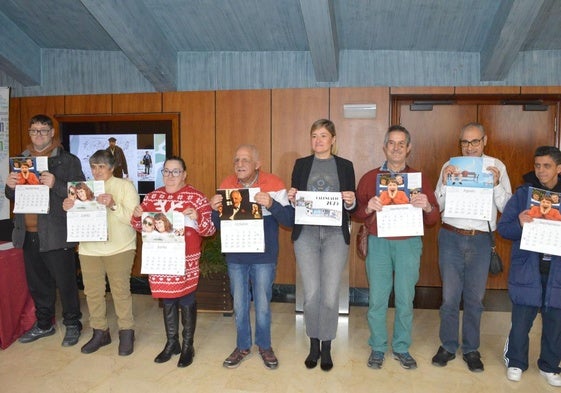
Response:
[488,222,503,275]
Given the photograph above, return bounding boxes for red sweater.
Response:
[131,185,216,298]
[354,166,439,239]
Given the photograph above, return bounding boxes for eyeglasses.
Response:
[28,128,52,136]
[142,220,154,226]
[161,168,183,177]
[460,137,484,148]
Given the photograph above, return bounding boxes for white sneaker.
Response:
[540,370,561,387]
[506,367,522,382]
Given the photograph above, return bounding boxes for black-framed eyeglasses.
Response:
[459,137,484,148]
[142,220,154,226]
[28,128,52,136]
[161,168,183,177]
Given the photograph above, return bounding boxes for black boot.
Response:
[81,329,111,354]
[320,340,333,371]
[177,302,197,368]
[118,329,135,356]
[305,338,320,369]
[154,303,181,363]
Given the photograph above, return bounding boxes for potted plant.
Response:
[197,234,233,314]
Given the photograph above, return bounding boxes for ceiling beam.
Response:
[480,0,546,81]
[80,0,177,91]
[0,11,41,86]
[299,0,339,82]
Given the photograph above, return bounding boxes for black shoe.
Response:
[81,329,111,354]
[432,346,456,367]
[118,329,135,356]
[463,351,484,372]
[18,323,55,343]
[320,340,333,372]
[62,325,81,347]
[304,338,320,369]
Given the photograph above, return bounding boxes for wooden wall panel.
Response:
[455,86,521,95]
[521,86,561,95]
[163,91,216,198]
[18,96,65,149]
[391,87,455,96]
[271,88,329,284]
[9,98,21,156]
[329,87,390,288]
[64,94,112,115]
[215,90,271,181]
[111,93,162,113]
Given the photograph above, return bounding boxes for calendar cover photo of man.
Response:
[216,188,262,220]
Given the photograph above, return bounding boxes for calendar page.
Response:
[520,187,561,255]
[443,156,494,220]
[520,220,561,256]
[294,191,342,226]
[221,219,265,253]
[67,209,107,242]
[141,242,185,275]
[141,211,186,275]
[375,172,424,237]
[66,180,108,242]
[377,204,424,237]
[13,185,50,214]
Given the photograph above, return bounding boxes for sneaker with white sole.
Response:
[506,367,522,382]
[539,370,561,387]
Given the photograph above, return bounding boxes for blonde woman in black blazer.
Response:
[287,119,357,371]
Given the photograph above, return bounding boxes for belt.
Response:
[441,222,486,236]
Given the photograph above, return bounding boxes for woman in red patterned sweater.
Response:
[131,156,215,368]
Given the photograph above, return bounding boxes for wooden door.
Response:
[397,102,557,289]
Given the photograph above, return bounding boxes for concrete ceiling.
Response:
[1,0,560,91]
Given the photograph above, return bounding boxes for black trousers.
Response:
[22,232,82,329]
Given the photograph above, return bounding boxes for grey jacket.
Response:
[4,147,85,252]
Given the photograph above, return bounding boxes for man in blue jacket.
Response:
[498,145,561,387]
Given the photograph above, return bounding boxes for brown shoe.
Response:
[81,329,111,354]
[118,329,135,356]
[223,348,251,369]
[259,347,279,370]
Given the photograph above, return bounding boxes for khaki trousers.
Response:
[79,250,135,330]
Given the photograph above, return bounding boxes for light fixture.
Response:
[343,104,376,119]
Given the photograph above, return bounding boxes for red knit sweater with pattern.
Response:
[131,185,216,298]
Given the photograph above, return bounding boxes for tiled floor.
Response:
[1,293,558,393]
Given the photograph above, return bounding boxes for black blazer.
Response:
[291,154,356,244]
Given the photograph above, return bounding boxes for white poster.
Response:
[0,87,9,220]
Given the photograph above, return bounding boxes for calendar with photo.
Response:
[294,191,342,226]
[11,156,50,214]
[520,187,561,256]
[141,211,186,275]
[375,172,424,237]
[66,180,107,242]
[217,187,264,253]
[443,156,494,220]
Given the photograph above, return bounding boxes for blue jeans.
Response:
[294,225,349,341]
[505,273,561,373]
[365,235,422,353]
[228,262,276,350]
[438,228,491,354]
